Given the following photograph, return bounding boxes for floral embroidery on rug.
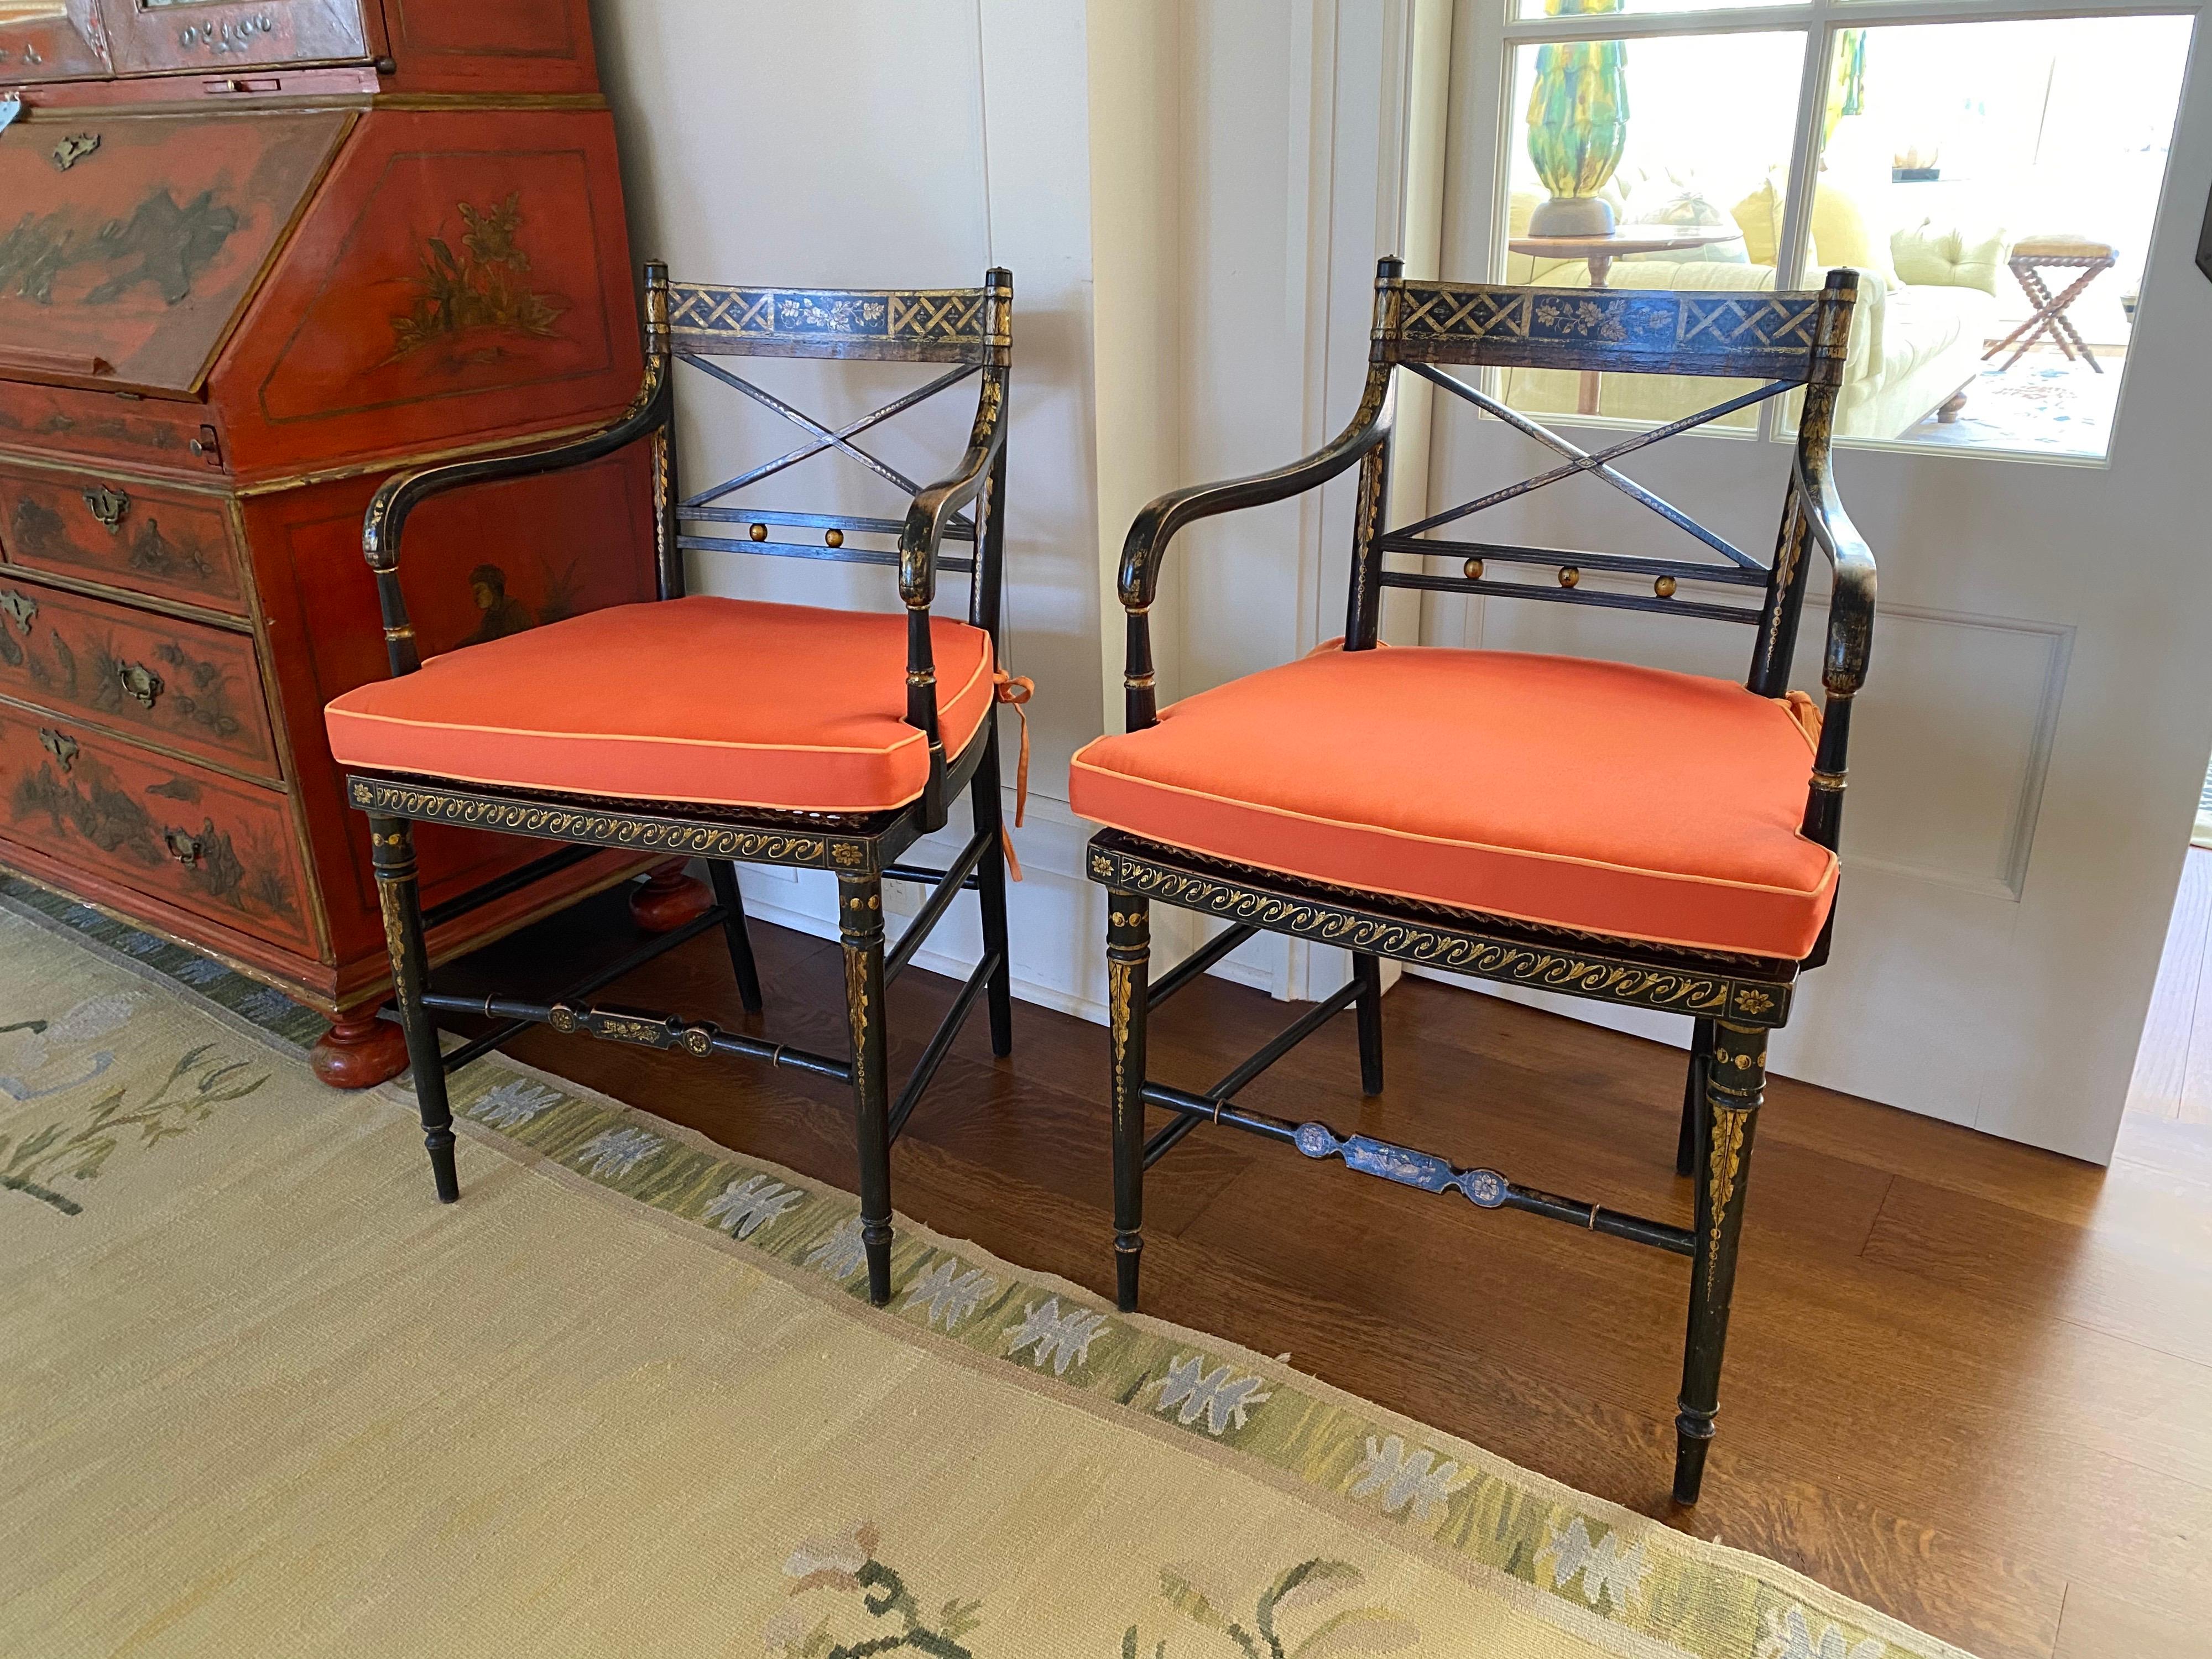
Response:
[1147,1353,1273,1436]
[1757,1601,1888,1659]
[1129,1558,1417,1658]
[1,1010,266,1218]
[764,1522,986,1658]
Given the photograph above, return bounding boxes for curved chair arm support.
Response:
[362,355,674,676]
[895,367,1009,833]
[1118,364,1393,614]
[1115,364,1392,730]
[899,368,1007,612]
[894,267,1013,833]
[1792,453,1877,875]
[1793,453,1876,699]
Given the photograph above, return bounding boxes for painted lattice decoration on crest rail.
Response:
[666,283,992,358]
[1395,283,1828,377]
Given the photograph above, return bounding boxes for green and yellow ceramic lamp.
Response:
[1526,0,1630,238]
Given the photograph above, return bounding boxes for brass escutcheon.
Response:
[81,485,129,531]
[51,133,99,172]
[115,661,164,709]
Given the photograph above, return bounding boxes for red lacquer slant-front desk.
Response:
[0,2,660,1084]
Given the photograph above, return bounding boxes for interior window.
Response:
[1803,13,2194,459]
[1493,6,2197,460]
[1499,29,1808,431]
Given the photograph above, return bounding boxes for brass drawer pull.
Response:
[37,729,79,772]
[115,661,164,709]
[164,829,204,868]
[51,133,100,173]
[0,589,35,635]
[81,486,131,532]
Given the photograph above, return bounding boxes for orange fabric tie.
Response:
[994,672,1033,881]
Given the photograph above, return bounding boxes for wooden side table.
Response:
[1506,226,1743,411]
[1985,236,2119,373]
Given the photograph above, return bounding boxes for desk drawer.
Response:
[0,578,278,781]
[0,711,312,954]
[0,466,246,614]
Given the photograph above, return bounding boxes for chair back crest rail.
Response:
[665,283,1009,365]
[1116,260,1872,913]
[359,262,1015,835]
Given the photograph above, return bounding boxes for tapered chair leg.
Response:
[1674,1019,1767,1506]
[971,720,1015,1057]
[1353,951,1385,1097]
[839,872,894,1306]
[1108,894,1150,1312]
[708,861,765,1013]
[368,815,458,1202]
[1676,1016,1714,1177]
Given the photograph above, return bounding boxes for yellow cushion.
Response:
[1891,220,2010,298]
[1729,180,1783,268]
[1813,185,1898,289]
[1729,177,1899,289]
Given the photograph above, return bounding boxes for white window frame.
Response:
[1491,0,2203,453]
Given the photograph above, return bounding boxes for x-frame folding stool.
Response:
[351,264,1017,1307]
[1984,243,2119,373]
[1094,260,1872,1505]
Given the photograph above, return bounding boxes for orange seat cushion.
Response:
[326,597,996,814]
[1070,646,1836,960]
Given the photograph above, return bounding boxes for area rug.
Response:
[0,898,1975,1659]
[1897,353,2120,457]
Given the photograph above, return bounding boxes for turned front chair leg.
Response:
[1677,1016,1714,1177]
[1353,951,1385,1097]
[840,872,894,1306]
[368,815,458,1202]
[972,718,1015,1057]
[1108,893,1150,1312]
[1674,1019,1767,1505]
[708,861,765,1013]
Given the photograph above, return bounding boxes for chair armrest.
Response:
[1118,365,1392,611]
[362,356,672,676]
[1791,450,1875,902]
[1794,455,1876,697]
[899,370,1006,610]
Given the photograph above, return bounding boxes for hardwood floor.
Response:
[445,879,2212,1659]
[2127,844,2212,1123]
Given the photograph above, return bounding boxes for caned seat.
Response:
[327,597,998,814]
[1071,645,1833,960]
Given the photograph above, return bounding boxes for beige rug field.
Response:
[0,900,1973,1658]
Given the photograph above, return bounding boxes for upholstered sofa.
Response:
[1504,163,2010,440]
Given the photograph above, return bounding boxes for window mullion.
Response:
[1759,15,1835,443]
[1500,0,2200,46]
